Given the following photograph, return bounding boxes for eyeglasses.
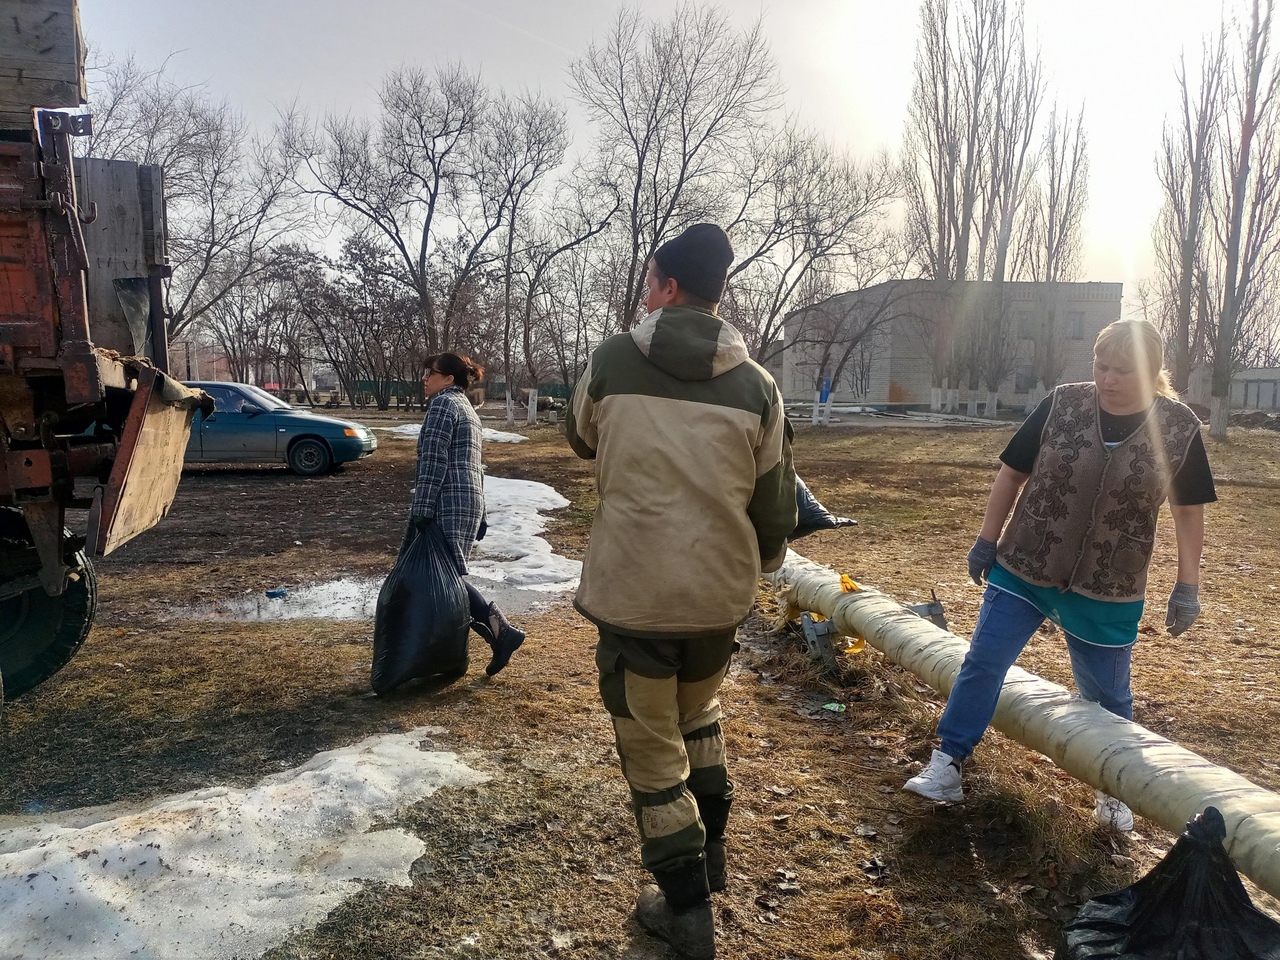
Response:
[425,368,445,377]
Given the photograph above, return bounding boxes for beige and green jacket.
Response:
[566,306,796,638]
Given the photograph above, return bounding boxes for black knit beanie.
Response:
[652,223,734,304]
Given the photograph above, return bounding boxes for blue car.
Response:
[183,382,378,476]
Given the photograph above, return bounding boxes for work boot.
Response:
[482,603,525,676]
[903,749,964,803]
[636,883,715,959]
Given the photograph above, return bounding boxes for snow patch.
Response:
[480,427,527,443]
[468,476,580,591]
[373,422,420,439]
[182,476,579,621]
[374,423,527,443]
[0,728,486,960]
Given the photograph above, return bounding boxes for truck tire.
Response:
[0,508,97,698]
[288,438,332,476]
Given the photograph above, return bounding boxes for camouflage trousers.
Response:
[596,627,736,875]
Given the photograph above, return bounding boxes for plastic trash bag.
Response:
[1057,806,1280,960]
[791,475,857,540]
[371,520,470,695]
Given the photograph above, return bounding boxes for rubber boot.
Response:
[696,795,732,893]
[483,603,525,676]
[636,860,715,959]
[470,616,496,646]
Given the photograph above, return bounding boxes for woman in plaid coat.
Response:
[412,353,525,675]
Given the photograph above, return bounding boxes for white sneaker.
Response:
[903,749,964,802]
[1094,791,1134,832]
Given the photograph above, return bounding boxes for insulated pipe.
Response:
[768,552,1280,901]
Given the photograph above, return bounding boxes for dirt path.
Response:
[3,413,1278,958]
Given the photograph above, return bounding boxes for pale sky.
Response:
[77,0,1240,314]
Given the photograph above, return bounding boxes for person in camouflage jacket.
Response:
[567,224,796,960]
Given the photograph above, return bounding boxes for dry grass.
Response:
[2,412,1278,958]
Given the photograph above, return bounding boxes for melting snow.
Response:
[467,476,579,591]
[374,423,527,443]
[0,728,486,960]
[480,427,527,443]
[184,475,579,621]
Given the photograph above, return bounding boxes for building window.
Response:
[1014,311,1033,339]
[1015,366,1036,393]
[1067,310,1085,340]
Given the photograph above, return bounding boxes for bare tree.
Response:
[903,0,961,282]
[976,4,1043,415]
[1011,102,1089,403]
[83,52,297,339]
[784,279,923,424]
[487,90,570,421]
[818,286,913,422]
[1153,40,1228,392]
[541,239,606,390]
[1034,104,1089,285]
[203,276,266,384]
[281,64,486,353]
[329,238,426,410]
[571,2,780,330]
[252,245,332,404]
[1209,0,1280,436]
[904,0,1021,280]
[724,126,900,364]
[904,0,1044,411]
[512,180,618,423]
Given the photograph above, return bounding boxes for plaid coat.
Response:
[411,386,484,575]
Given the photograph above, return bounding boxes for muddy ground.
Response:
[3,410,1279,959]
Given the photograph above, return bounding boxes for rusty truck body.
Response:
[0,2,208,704]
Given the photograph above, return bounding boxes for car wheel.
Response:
[288,438,332,476]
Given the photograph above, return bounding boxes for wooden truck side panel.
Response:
[0,0,87,129]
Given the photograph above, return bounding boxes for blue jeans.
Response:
[937,585,1134,762]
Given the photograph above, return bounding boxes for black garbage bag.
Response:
[1057,806,1280,960]
[371,520,470,695]
[790,475,858,540]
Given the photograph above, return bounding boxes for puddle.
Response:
[191,577,382,621]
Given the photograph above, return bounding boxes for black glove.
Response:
[410,514,433,534]
[967,536,998,585]
[477,512,488,541]
[1165,582,1201,636]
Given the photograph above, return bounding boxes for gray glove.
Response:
[1165,582,1201,636]
[967,536,998,585]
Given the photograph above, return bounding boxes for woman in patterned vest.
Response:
[412,352,526,676]
[904,320,1216,831]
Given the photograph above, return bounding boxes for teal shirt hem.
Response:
[988,563,1142,647]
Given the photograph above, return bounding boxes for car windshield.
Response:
[242,384,292,410]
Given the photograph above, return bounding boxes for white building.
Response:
[1231,368,1280,410]
[770,279,1122,408]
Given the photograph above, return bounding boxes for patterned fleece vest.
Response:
[997,382,1201,602]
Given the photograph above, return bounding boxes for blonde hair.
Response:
[1093,319,1177,399]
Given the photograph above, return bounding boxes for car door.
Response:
[200,385,280,461]
[185,407,205,461]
